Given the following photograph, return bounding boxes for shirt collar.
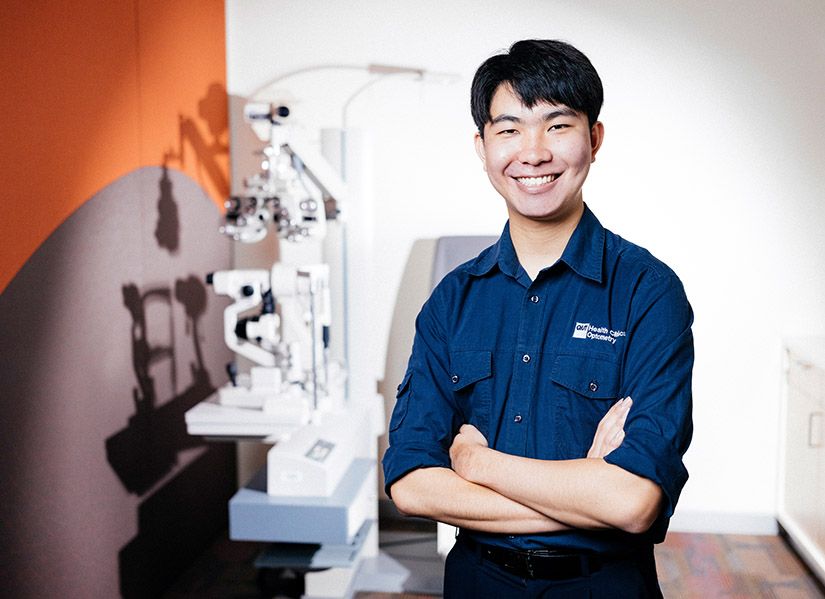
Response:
[464,204,605,283]
[464,221,518,278]
[559,204,604,283]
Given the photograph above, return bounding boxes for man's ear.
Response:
[474,131,487,171]
[590,121,605,163]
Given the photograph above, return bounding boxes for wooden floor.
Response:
[656,533,824,598]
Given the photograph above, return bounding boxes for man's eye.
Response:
[497,128,517,135]
[548,123,569,131]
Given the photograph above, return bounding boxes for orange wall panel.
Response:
[0,0,228,293]
[136,0,230,202]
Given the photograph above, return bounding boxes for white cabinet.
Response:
[778,339,825,583]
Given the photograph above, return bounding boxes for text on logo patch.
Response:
[572,322,626,345]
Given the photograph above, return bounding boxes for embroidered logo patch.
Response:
[572,322,626,345]
[573,322,591,338]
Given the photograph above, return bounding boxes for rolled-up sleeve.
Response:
[382,289,464,497]
[604,272,694,519]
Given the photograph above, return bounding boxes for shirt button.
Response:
[522,354,531,363]
[451,374,460,384]
[530,295,540,304]
[589,380,599,392]
[514,414,522,423]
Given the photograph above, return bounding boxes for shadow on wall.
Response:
[155,167,181,254]
[0,165,235,598]
[107,276,211,496]
[118,445,235,598]
[156,80,230,255]
[106,171,234,597]
[165,82,231,205]
[113,274,233,597]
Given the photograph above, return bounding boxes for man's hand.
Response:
[587,397,632,459]
[450,423,488,482]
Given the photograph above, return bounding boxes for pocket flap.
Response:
[389,370,413,432]
[448,350,492,391]
[396,370,412,397]
[550,354,619,399]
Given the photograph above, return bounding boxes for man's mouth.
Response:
[515,174,559,187]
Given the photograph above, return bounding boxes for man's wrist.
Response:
[461,444,492,485]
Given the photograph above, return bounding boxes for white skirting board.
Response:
[777,513,825,584]
[667,510,778,535]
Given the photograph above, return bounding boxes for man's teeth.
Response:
[517,174,558,186]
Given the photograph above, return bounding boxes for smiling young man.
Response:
[382,40,694,597]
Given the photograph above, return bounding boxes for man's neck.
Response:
[509,203,585,280]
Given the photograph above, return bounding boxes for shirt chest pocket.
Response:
[550,354,620,399]
[449,350,492,436]
[549,354,622,458]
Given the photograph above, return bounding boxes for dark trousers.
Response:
[443,537,663,598]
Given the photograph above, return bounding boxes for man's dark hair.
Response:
[471,39,603,137]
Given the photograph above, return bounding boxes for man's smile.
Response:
[514,174,560,187]
[513,173,562,193]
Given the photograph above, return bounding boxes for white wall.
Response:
[226,0,825,532]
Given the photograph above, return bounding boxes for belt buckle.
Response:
[524,553,535,578]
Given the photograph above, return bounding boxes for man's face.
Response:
[475,84,603,227]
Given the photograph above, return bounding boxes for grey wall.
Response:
[0,167,236,598]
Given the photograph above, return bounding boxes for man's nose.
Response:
[518,131,552,164]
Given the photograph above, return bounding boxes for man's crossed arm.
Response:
[390,397,663,535]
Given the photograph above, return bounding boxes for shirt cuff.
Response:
[382,443,452,498]
[603,428,688,518]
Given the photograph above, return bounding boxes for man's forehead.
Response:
[489,84,580,119]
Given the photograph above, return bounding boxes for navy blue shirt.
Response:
[382,205,694,553]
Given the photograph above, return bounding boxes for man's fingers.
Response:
[610,397,632,424]
[587,397,632,459]
[606,396,631,419]
[594,397,630,435]
[607,398,631,436]
[607,397,631,437]
[614,397,632,426]
[455,423,489,447]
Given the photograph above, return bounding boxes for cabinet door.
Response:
[783,358,822,537]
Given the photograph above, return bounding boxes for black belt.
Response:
[459,534,627,581]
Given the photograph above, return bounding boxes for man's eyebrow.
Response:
[542,107,579,120]
[489,107,579,126]
[489,114,521,126]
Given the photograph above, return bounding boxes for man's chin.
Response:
[507,201,584,226]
